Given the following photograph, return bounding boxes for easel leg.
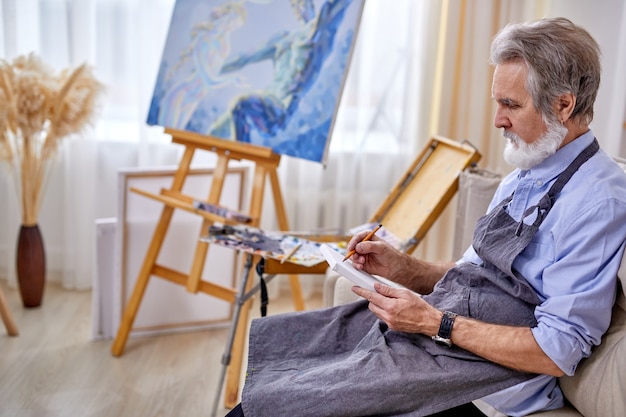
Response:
[268,168,305,311]
[211,254,254,417]
[223,255,257,409]
[0,285,18,336]
[188,155,229,293]
[220,164,274,408]
[287,275,304,311]
[111,205,175,356]
[112,145,195,356]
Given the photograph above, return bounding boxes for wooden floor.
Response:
[0,280,323,417]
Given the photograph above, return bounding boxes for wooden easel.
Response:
[111,127,304,407]
[261,136,482,275]
[0,284,18,336]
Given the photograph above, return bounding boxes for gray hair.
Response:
[490,17,601,125]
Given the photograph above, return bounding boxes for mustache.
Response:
[503,130,521,144]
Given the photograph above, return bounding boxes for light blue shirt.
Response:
[459,131,626,416]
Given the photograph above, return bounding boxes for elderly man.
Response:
[226,17,626,417]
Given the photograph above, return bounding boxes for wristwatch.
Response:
[432,310,457,348]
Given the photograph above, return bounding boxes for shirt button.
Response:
[536,180,543,187]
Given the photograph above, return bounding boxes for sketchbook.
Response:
[320,244,404,292]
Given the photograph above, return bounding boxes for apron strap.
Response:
[515,138,599,236]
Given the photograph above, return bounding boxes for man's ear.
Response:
[555,93,576,124]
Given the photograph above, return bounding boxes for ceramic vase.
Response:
[16,224,46,308]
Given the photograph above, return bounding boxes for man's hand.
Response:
[346,231,452,294]
[353,283,565,377]
[347,232,400,277]
[352,283,441,336]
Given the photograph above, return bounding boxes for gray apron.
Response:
[241,140,599,417]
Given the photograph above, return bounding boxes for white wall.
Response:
[549,0,626,157]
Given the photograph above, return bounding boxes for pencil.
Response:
[281,243,302,264]
[342,224,382,262]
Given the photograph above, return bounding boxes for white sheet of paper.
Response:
[320,244,404,292]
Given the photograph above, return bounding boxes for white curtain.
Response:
[267,1,441,232]
[4,0,622,292]
[0,0,442,291]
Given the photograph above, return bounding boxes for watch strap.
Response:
[432,310,457,347]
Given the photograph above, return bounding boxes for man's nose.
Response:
[493,109,510,129]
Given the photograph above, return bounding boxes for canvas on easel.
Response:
[147,0,365,163]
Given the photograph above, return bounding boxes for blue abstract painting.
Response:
[147,0,365,163]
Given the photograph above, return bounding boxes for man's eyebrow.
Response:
[494,97,520,106]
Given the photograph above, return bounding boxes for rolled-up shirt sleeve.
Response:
[527,199,625,375]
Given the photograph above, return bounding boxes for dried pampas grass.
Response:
[0,53,104,225]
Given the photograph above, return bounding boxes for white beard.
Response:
[503,119,568,170]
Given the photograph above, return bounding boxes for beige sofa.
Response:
[323,168,626,417]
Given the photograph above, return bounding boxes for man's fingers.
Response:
[373,282,398,297]
[351,285,372,299]
[352,283,397,303]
